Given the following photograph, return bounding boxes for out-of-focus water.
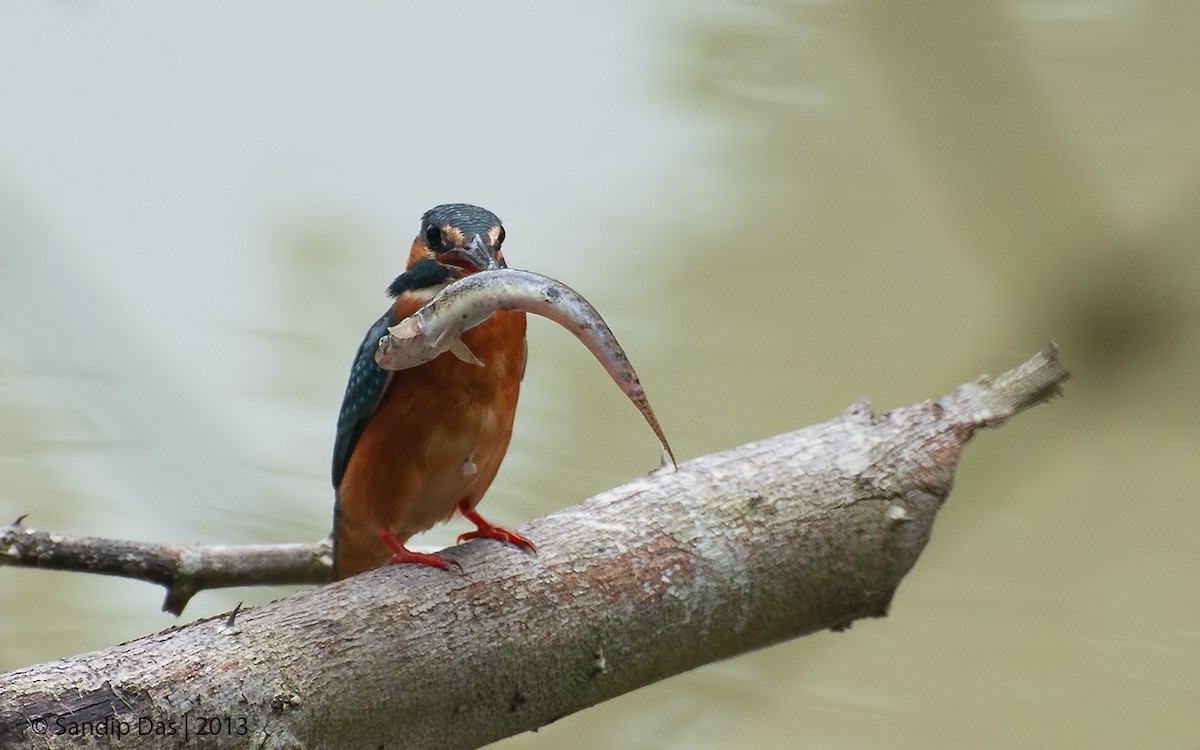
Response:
[1,2,1196,747]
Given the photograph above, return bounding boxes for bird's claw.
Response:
[456,499,537,552]
[456,527,536,552]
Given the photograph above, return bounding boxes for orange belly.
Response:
[333,310,526,579]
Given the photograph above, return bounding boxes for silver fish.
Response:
[375,268,676,468]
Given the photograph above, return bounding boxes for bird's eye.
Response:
[424,224,443,249]
[496,227,506,247]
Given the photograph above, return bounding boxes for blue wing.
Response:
[332,308,398,488]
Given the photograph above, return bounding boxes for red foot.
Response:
[380,528,460,571]
[456,499,536,552]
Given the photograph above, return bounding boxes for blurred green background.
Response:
[1,2,1196,747]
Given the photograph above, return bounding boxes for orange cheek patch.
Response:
[407,238,434,268]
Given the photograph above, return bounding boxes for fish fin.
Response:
[449,338,485,366]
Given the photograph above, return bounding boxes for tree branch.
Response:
[0,346,1068,750]
[0,524,331,615]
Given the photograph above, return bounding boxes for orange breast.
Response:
[333,309,527,578]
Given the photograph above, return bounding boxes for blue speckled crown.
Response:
[421,203,502,236]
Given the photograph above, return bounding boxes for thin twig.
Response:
[0,528,330,615]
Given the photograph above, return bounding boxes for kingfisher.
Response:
[331,203,531,579]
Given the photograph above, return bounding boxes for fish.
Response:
[375,268,676,468]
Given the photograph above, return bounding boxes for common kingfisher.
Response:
[332,203,531,579]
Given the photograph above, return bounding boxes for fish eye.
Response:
[424,224,443,250]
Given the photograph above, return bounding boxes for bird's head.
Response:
[407,203,507,278]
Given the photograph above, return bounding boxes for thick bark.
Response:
[0,346,1068,750]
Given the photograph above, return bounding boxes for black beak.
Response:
[441,234,499,274]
